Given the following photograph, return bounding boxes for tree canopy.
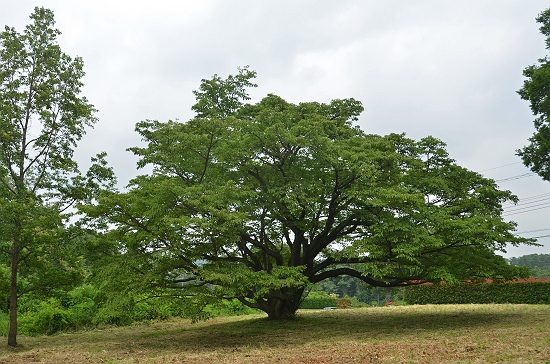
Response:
[517,7,550,181]
[0,7,114,346]
[87,67,532,320]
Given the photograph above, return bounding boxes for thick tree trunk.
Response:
[8,242,19,347]
[253,287,305,320]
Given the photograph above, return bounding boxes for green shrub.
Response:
[14,285,213,334]
[132,297,189,321]
[404,279,550,305]
[0,312,8,336]
[300,292,337,309]
[348,296,367,308]
[67,299,97,328]
[19,298,71,335]
[205,299,259,317]
[93,296,135,326]
[64,284,99,328]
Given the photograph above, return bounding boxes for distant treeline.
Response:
[507,254,550,278]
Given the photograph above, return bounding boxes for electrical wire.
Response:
[503,204,550,216]
[495,173,536,183]
[503,193,550,207]
[506,192,550,202]
[475,164,549,235]
[516,228,550,234]
[478,162,523,172]
[502,192,550,216]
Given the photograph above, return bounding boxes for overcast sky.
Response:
[2,1,550,258]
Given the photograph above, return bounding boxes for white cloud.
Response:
[1,0,549,256]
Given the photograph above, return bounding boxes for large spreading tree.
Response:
[0,8,113,346]
[89,67,531,320]
[517,7,550,181]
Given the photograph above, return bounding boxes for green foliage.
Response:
[508,253,550,277]
[314,274,405,306]
[404,280,550,305]
[87,67,532,321]
[0,6,114,346]
[65,289,99,327]
[0,264,9,313]
[19,298,71,335]
[517,7,550,181]
[205,299,259,317]
[530,266,550,278]
[14,285,99,335]
[346,296,367,308]
[132,296,194,322]
[508,253,550,269]
[300,292,337,309]
[14,284,193,335]
[191,65,257,118]
[93,296,135,326]
[315,274,366,299]
[10,282,263,336]
[0,312,8,336]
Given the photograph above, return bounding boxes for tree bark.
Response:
[252,287,305,320]
[8,241,19,347]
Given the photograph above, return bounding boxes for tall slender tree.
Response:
[0,7,113,346]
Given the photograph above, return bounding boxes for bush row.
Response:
[300,292,338,309]
[404,280,550,305]
[3,285,192,336]
[3,290,263,336]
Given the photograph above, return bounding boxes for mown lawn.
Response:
[0,304,548,363]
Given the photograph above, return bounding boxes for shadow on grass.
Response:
[164,308,516,349]
[1,305,536,356]
[84,306,524,352]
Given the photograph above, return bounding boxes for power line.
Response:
[503,193,550,206]
[503,205,550,216]
[516,228,550,234]
[478,162,522,172]
[502,192,550,215]
[473,164,550,218]
[516,193,550,202]
[495,173,536,183]
[505,197,550,211]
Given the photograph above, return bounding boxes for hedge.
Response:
[404,279,550,305]
[300,292,338,309]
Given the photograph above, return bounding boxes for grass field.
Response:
[0,304,548,363]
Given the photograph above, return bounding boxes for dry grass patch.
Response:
[0,304,548,363]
